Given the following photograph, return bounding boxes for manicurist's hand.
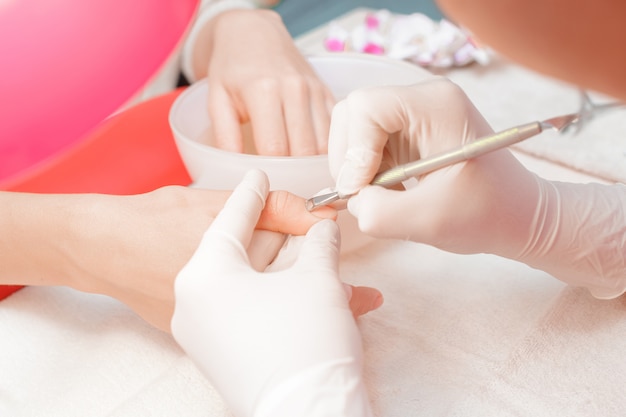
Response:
[328,78,535,255]
[328,78,626,298]
[172,170,373,417]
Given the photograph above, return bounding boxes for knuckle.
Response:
[265,190,294,221]
[250,77,280,95]
[283,75,311,99]
[259,140,289,155]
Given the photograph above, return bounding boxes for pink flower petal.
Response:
[324,38,345,52]
[363,42,384,55]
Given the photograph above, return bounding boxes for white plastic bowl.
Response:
[170,53,433,251]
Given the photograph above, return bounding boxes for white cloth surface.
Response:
[2,8,626,417]
[2,173,625,417]
[446,60,626,185]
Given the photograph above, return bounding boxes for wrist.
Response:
[181,0,257,81]
[0,192,93,288]
[516,180,626,298]
[53,193,114,293]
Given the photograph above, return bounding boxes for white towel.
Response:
[0,287,230,417]
[2,237,625,416]
[445,58,626,184]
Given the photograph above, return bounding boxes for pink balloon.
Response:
[0,0,199,180]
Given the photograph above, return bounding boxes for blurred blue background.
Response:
[274,0,443,37]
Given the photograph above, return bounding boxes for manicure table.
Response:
[1,8,624,417]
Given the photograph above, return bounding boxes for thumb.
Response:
[295,219,341,274]
[329,96,390,198]
[191,169,269,271]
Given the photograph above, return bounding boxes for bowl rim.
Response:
[169,53,429,162]
[169,79,331,162]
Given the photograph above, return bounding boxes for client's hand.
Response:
[193,9,335,156]
[172,170,373,417]
[58,185,381,331]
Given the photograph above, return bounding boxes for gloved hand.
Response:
[171,170,373,417]
[188,9,334,156]
[328,78,626,298]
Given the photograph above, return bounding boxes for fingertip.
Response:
[209,169,270,249]
[349,286,384,318]
[239,169,270,203]
[299,218,341,261]
[307,218,340,244]
[309,205,338,220]
[258,191,337,236]
[307,219,339,239]
[372,292,384,310]
[346,193,362,217]
[346,185,383,218]
[335,147,381,196]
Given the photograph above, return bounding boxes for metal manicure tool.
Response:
[305,111,587,212]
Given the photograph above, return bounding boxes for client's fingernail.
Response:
[310,205,338,220]
[371,294,384,310]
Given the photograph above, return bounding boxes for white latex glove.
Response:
[328,78,626,298]
[171,170,373,417]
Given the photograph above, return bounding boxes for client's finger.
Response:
[347,285,384,318]
[248,230,287,272]
[257,191,337,235]
[208,83,244,153]
[195,170,269,266]
[295,219,341,275]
